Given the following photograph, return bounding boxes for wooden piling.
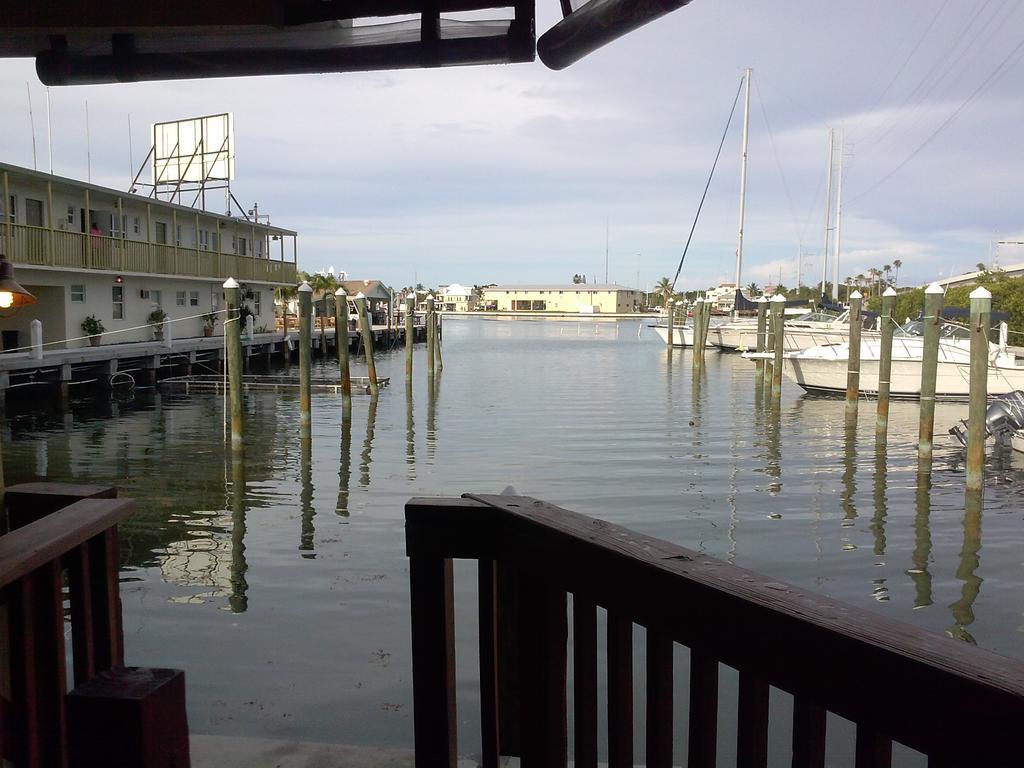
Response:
[223,278,245,453]
[876,287,897,442]
[845,290,863,422]
[298,281,313,429]
[405,294,415,383]
[771,294,785,400]
[763,297,774,388]
[755,296,768,380]
[335,287,351,404]
[666,299,675,348]
[966,286,991,493]
[426,294,436,377]
[355,292,379,396]
[918,282,944,472]
[693,297,704,364]
[434,309,444,372]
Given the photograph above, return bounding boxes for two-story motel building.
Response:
[0,162,298,350]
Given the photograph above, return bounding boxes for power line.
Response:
[850,33,1024,201]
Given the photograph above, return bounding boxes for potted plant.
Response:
[81,315,105,346]
[148,308,168,340]
[202,312,217,337]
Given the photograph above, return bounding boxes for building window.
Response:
[66,206,75,225]
[25,198,44,227]
[256,239,263,257]
[71,284,85,303]
[112,286,124,320]
[231,235,238,253]
[253,291,261,316]
[133,216,140,234]
[176,224,182,246]
[176,291,186,306]
[151,289,162,307]
[189,291,200,307]
[238,237,248,256]
[199,230,209,250]
[1,195,15,223]
[154,221,168,244]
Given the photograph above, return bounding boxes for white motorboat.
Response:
[746,321,1024,400]
[650,322,714,348]
[710,309,857,352]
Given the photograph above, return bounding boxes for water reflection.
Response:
[229,457,248,613]
[871,444,888,558]
[337,402,352,516]
[949,492,984,644]
[764,402,781,500]
[300,424,315,557]
[405,383,416,476]
[908,475,934,609]
[426,375,438,462]
[840,421,857,527]
[360,394,379,488]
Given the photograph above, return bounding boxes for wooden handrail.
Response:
[0,498,133,589]
[406,495,1024,766]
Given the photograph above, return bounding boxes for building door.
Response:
[154,221,168,244]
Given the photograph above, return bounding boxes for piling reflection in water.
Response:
[360,394,378,488]
[405,383,415,476]
[300,424,315,557]
[909,475,934,609]
[229,457,248,614]
[840,421,857,529]
[871,444,888,559]
[949,491,983,644]
[336,401,352,517]
[426,374,438,462]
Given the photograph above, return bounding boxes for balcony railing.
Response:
[4,223,297,284]
[407,494,1024,767]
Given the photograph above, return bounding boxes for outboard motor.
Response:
[949,390,1024,447]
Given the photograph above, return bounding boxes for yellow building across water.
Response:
[480,284,644,314]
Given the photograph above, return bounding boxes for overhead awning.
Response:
[0,0,695,84]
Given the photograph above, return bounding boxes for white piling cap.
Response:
[970,285,992,299]
[756,296,768,303]
[771,294,786,302]
[883,287,897,297]
[694,296,704,303]
[298,281,312,293]
[667,298,675,304]
[850,290,862,300]
[335,287,347,297]
[406,292,416,301]
[354,291,365,299]
[222,277,239,289]
[425,293,435,301]
[925,282,943,294]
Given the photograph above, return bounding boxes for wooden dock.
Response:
[0,324,424,400]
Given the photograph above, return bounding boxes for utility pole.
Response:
[820,128,834,301]
[734,66,752,320]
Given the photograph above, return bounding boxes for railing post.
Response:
[30,319,43,359]
[409,555,457,768]
[162,317,172,350]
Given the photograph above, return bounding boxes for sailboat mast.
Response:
[820,127,834,300]
[733,66,752,320]
[831,128,844,302]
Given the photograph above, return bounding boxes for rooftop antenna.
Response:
[604,216,609,283]
[45,87,53,175]
[128,113,134,190]
[85,100,92,182]
[25,83,38,171]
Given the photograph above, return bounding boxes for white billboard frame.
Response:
[151,112,234,186]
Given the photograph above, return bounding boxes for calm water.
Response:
[6,318,1022,763]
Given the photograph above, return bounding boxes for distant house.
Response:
[706,282,737,311]
[438,283,479,312]
[337,279,394,325]
[480,284,643,314]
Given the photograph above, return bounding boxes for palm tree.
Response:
[655,277,672,308]
[746,281,759,296]
[868,268,882,297]
[275,284,298,338]
[308,272,338,353]
[883,264,891,288]
[976,262,987,273]
[892,259,902,286]
[844,276,853,302]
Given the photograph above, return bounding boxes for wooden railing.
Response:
[1,488,133,767]
[406,495,1024,767]
[4,223,296,284]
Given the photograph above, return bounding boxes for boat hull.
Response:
[651,325,712,348]
[784,356,1024,401]
[711,324,877,353]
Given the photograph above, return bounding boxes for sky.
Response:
[0,0,1022,293]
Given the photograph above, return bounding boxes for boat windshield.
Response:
[896,320,971,340]
[792,311,842,323]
